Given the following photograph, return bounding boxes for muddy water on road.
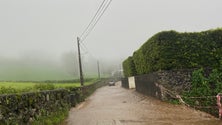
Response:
[66,82,222,125]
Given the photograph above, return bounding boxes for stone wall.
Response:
[134,73,161,99]
[0,89,69,124]
[0,80,107,124]
[121,78,129,89]
[156,69,193,94]
[123,69,194,100]
[132,69,220,117]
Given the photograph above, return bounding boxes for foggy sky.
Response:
[1,0,222,62]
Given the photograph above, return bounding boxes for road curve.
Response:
[66,82,221,125]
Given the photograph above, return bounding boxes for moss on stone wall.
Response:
[0,80,107,124]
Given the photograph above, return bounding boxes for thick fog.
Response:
[0,0,222,80]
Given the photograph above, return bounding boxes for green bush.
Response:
[32,107,69,125]
[182,68,222,116]
[123,28,222,76]
[183,68,212,97]
[0,87,17,94]
[34,83,55,91]
[122,56,137,77]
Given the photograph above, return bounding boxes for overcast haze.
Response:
[1,0,222,59]
[0,0,222,80]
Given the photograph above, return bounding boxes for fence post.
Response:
[217,93,222,119]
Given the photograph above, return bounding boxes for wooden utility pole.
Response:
[97,61,100,79]
[77,37,84,86]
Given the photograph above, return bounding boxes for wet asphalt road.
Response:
[66,82,222,125]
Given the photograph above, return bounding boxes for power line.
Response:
[80,0,112,42]
[79,0,106,39]
[80,0,112,43]
[78,0,113,57]
[76,0,112,83]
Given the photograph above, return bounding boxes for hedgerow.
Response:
[122,56,137,77]
[123,28,222,77]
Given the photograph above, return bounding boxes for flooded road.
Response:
[66,82,222,125]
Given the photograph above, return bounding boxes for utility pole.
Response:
[97,61,100,79]
[77,37,84,86]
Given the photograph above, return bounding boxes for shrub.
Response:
[32,107,69,125]
[0,87,17,94]
[122,56,137,77]
[182,68,222,116]
[34,83,55,91]
[123,28,222,76]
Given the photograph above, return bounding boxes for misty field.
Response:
[0,81,93,94]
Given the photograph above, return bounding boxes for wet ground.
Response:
[66,82,222,125]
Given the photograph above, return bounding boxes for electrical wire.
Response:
[79,0,106,39]
[80,0,112,43]
[80,0,112,42]
[76,0,112,79]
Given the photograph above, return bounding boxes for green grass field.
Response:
[0,81,94,94]
[0,82,80,89]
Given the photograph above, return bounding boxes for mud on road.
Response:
[66,82,222,125]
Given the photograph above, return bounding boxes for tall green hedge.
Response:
[123,28,222,77]
[122,56,137,77]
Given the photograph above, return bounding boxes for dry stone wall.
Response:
[122,69,194,100]
[0,80,107,124]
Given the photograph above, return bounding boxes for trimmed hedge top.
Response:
[123,28,222,77]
